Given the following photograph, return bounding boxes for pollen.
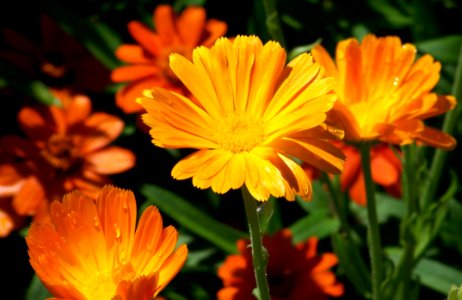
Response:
[214,113,265,153]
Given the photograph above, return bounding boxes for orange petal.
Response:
[416,126,457,150]
[311,44,339,78]
[153,5,177,45]
[64,94,92,127]
[79,113,124,154]
[115,44,153,64]
[202,19,227,47]
[116,77,165,114]
[339,144,361,191]
[18,107,54,141]
[128,21,163,56]
[111,65,160,82]
[116,273,158,300]
[177,6,206,47]
[371,151,400,186]
[12,176,45,216]
[348,172,366,206]
[84,147,136,175]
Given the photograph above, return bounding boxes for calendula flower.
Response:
[0,15,109,93]
[0,90,135,236]
[217,229,344,300]
[312,34,457,150]
[138,35,345,201]
[26,185,188,300]
[112,4,227,113]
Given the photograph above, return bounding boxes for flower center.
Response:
[157,46,191,85]
[214,113,265,153]
[268,269,296,297]
[41,134,80,171]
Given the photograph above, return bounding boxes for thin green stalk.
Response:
[394,145,417,300]
[262,0,287,47]
[359,143,383,300]
[420,46,462,208]
[242,187,271,300]
[321,173,360,243]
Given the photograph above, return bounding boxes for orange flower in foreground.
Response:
[312,34,457,150]
[112,4,227,113]
[0,90,135,236]
[217,229,344,300]
[138,35,345,201]
[26,185,188,300]
[0,15,109,93]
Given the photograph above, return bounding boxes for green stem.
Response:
[262,0,287,47]
[420,46,462,208]
[359,143,383,300]
[242,187,271,300]
[394,145,417,300]
[321,173,361,243]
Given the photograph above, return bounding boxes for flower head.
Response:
[0,90,135,236]
[138,35,345,201]
[112,4,227,113]
[312,34,457,149]
[26,185,188,300]
[217,229,344,300]
[0,15,109,93]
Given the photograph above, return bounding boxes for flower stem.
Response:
[242,186,271,300]
[420,46,462,208]
[359,143,383,300]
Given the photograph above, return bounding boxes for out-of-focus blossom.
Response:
[312,34,457,150]
[26,185,188,300]
[340,143,401,205]
[0,15,109,93]
[303,142,402,205]
[217,229,344,299]
[0,90,135,236]
[138,35,345,201]
[112,4,227,113]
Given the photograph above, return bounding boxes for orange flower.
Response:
[0,15,109,93]
[217,229,344,300]
[312,34,457,150]
[26,185,188,300]
[0,90,135,236]
[112,4,227,113]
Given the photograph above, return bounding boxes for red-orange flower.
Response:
[303,143,401,205]
[26,185,188,300]
[217,229,344,300]
[0,90,135,236]
[312,34,457,150]
[111,4,227,113]
[0,15,109,93]
[340,143,401,205]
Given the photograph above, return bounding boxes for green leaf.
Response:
[366,0,412,28]
[350,193,405,225]
[290,211,339,242]
[331,233,372,297]
[42,1,123,69]
[296,180,330,213]
[287,38,322,61]
[387,248,462,294]
[417,35,462,63]
[0,61,59,106]
[25,275,52,300]
[140,184,247,254]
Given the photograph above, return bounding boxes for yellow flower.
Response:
[26,185,187,300]
[312,34,457,149]
[138,35,345,201]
